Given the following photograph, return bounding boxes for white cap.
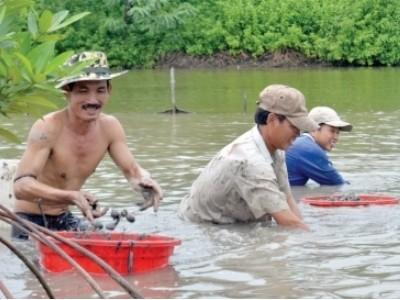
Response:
[308,106,352,132]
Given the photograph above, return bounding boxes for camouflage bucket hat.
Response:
[55,51,128,89]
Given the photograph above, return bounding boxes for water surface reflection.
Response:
[1,109,400,298]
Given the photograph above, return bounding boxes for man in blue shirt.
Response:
[285,106,352,186]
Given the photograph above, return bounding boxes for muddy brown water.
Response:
[1,68,400,298]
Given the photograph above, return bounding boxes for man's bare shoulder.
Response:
[28,110,65,144]
[99,113,125,140]
[99,113,123,129]
[99,113,119,123]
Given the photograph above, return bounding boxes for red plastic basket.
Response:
[301,193,399,207]
[37,231,181,274]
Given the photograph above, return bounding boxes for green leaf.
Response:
[27,11,38,38]
[49,10,69,30]
[15,32,31,54]
[38,10,53,33]
[20,71,32,82]
[5,0,33,14]
[0,39,15,49]
[37,33,64,43]
[33,73,46,83]
[44,50,73,74]
[0,6,6,24]
[0,127,21,143]
[27,41,55,73]
[14,52,34,78]
[14,95,58,109]
[48,12,90,32]
[33,83,61,94]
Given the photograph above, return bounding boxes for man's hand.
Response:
[90,199,109,218]
[271,209,309,230]
[131,177,163,212]
[71,191,97,223]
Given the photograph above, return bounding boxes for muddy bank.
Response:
[155,49,331,69]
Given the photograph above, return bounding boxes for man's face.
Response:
[269,115,300,151]
[65,80,110,121]
[312,124,340,151]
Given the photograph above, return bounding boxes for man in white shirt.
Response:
[178,84,318,229]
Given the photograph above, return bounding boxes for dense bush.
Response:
[37,0,400,67]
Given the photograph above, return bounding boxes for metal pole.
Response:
[170,67,176,114]
[242,91,247,113]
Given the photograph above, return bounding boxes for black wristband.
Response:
[13,174,37,183]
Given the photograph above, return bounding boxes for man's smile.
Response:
[81,103,101,110]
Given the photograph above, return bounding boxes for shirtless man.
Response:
[12,51,163,239]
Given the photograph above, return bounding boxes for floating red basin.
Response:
[37,231,181,274]
[301,193,399,207]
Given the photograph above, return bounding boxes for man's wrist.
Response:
[65,190,77,205]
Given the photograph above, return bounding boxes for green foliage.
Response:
[182,0,400,66]
[39,0,195,68]
[0,0,89,142]
[35,0,400,67]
